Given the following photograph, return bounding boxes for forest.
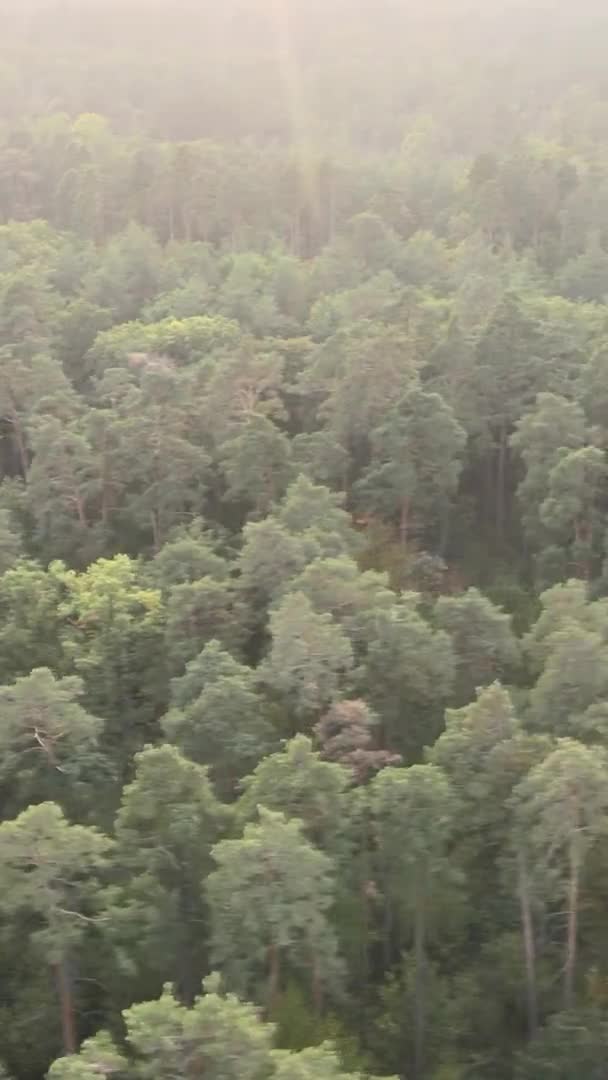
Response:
[3,0,608,1077]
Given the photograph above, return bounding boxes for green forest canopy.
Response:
[3,1,608,1078]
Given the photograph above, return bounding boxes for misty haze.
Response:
[0,3,607,1079]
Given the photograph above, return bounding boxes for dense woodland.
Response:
[4,1,608,1077]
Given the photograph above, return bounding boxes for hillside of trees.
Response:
[3,1,608,1077]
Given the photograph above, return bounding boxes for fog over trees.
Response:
[2,2,608,1078]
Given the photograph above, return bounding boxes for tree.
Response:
[84,223,165,322]
[163,640,276,792]
[49,977,275,1080]
[528,620,608,739]
[359,596,455,760]
[291,432,350,489]
[261,592,354,727]
[510,392,587,562]
[112,745,226,1001]
[203,342,286,448]
[315,700,400,782]
[424,316,477,429]
[0,558,71,680]
[220,416,293,515]
[434,588,520,705]
[580,342,608,435]
[237,734,351,852]
[48,1033,126,1080]
[238,517,313,611]
[0,349,80,478]
[398,230,451,289]
[507,802,543,1039]
[430,680,552,1037]
[473,294,543,539]
[0,667,105,819]
[277,475,360,556]
[0,270,62,358]
[522,578,608,677]
[370,765,459,1079]
[87,315,239,375]
[236,482,363,631]
[48,978,378,1080]
[62,555,167,770]
[355,389,466,549]
[302,323,417,467]
[273,1044,373,1080]
[558,233,608,302]
[0,509,21,573]
[26,416,103,564]
[52,298,112,391]
[106,365,210,551]
[430,682,543,846]
[343,212,403,274]
[540,446,608,581]
[150,519,229,589]
[218,252,285,335]
[292,556,395,659]
[512,740,608,1009]
[371,947,470,1080]
[164,577,246,668]
[207,809,342,1011]
[515,1008,608,1080]
[0,802,111,1054]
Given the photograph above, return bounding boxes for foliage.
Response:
[207,809,343,1008]
[6,5,608,1078]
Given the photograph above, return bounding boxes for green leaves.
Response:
[0,667,105,817]
[360,596,455,759]
[356,389,466,546]
[220,416,292,515]
[47,980,379,1080]
[47,1033,127,1080]
[370,764,459,915]
[112,745,226,997]
[10,15,608,1078]
[513,739,608,874]
[515,1008,608,1080]
[62,555,166,767]
[207,809,343,1006]
[163,641,275,789]
[262,593,354,724]
[512,740,608,1009]
[434,588,520,706]
[238,734,351,851]
[0,802,111,962]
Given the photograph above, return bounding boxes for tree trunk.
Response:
[382,865,394,970]
[358,815,371,992]
[496,422,507,542]
[517,850,538,1039]
[268,942,280,1015]
[413,883,426,1080]
[9,401,28,480]
[311,952,323,1016]
[483,452,493,531]
[54,958,77,1055]
[74,490,88,529]
[439,503,450,558]
[399,497,409,549]
[327,166,336,245]
[151,510,161,553]
[564,845,580,1010]
[574,518,591,580]
[101,446,110,528]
